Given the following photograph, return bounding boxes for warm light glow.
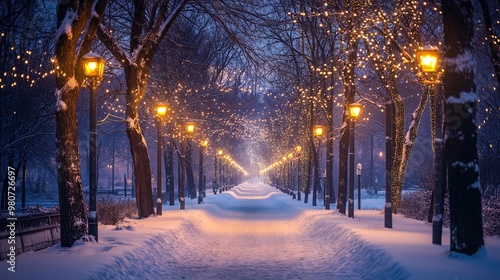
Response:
[313,125,324,137]
[82,53,105,78]
[416,47,439,73]
[349,103,362,119]
[185,122,196,134]
[200,140,208,147]
[156,104,168,116]
[217,150,223,156]
[296,146,302,153]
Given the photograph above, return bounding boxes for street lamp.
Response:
[180,122,196,210]
[312,125,324,207]
[313,125,324,139]
[82,52,105,242]
[288,153,293,197]
[357,163,362,210]
[348,102,362,218]
[155,103,168,215]
[217,150,224,193]
[295,146,302,201]
[416,46,440,84]
[417,46,444,245]
[198,139,208,204]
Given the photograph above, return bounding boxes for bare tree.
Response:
[54,0,107,247]
[97,0,189,218]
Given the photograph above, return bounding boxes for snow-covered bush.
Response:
[482,186,500,237]
[399,189,450,228]
[399,187,500,237]
[96,196,137,225]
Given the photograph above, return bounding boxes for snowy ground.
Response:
[2,182,499,279]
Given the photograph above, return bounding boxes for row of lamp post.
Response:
[260,145,302,200]
[154,109,211,212]
[311,102,362,216]
[80,45,440,240]
[213,150,248,194]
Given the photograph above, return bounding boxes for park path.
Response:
[90,183,408,280]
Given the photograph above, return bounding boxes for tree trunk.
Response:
[442,0,484,255]
[186,140,196,199]
[164,138,175,205]
[388,75,406,214]
[312,139,319,207]
[54,0,107,247]
[125,66,154,218]
[55,89,88,247]
[337,117,349,214]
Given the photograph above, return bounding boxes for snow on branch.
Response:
[55,8,77,41]
[446,91,478,104]
[444,51,475,73]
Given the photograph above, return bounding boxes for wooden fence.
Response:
[0,213,60,260]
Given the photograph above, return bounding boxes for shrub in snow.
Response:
[399,187,500,237]
[482,186,500,237]
[398,189,450,228]
[95,196,137,225]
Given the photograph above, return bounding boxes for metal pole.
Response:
[198,146,204,204]
[89,79,98,241]
[432,83,444,245]
[357,169,361,210]
[156,119,162,215]
[213,154,218,194]
[180,137,186,210]
[124,174,127,197]
[297,156,301,201]
[385,98,393,228]
[112,140,115,193]
[348,119,355,218]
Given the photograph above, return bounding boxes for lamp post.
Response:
[348,102,362,218]
[417,46,444,245]
[295,146,302,201]
[288,153,294,198]
[198,139,208,204]
[213,150,218,194]
[385,98,393,228]
[313,125,323,207]
[155,104,167,215]
[357,163,362,210]
[82,52,104,241]
[217,150,224,193]
[180,122,195,210]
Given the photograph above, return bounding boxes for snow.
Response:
[55,8,76,41]
[126,117,135,129]
[443,50,475,73]
[446,91,478,104]
[2,182,499,279]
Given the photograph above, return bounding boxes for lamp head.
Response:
[313,125,324,138]
[82,53,105,78]
[185,122,195,137]
[156,104,168,117]
[200,140,208,147]
[416,47,440,74]
[349,102,362,119]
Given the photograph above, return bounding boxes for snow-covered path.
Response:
[89,183,408,279]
